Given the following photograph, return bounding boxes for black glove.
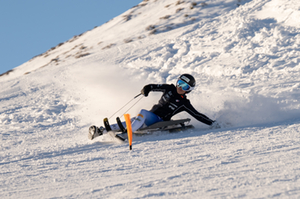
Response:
[141,85,151,97]
[211,121,221,129]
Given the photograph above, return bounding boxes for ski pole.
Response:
[108,93,143,120]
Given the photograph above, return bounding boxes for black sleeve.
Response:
[184,100,214,125]
[144,84,172,93]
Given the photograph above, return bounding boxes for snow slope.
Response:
[1,0,300,198]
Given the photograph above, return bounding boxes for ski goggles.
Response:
[176,79,193,91]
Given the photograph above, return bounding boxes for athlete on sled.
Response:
[88,74,218,140]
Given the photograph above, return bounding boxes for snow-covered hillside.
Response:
[1,0,300,198]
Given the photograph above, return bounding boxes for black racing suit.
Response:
[145,84,214,126]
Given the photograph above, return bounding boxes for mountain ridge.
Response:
[0,0,250,80]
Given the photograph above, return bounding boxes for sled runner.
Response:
[103,117,127,142]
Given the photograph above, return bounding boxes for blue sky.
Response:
[0,0,142,75]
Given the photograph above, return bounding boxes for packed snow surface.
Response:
[1,0,300,198]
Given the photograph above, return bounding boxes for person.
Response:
[88,74,218,140]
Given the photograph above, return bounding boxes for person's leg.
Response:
[143,110,163,126]
[109,118,135,131]
[104,109,162,132]
[131,109,162,132]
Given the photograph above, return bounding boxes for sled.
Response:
[103,118,194,142]
[134,118,194,135]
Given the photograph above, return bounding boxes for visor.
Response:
[177,79,193,91]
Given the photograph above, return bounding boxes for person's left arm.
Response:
[184,100,215,126]
[141,84,170,96]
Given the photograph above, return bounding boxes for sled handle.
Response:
[109,93,143,120]
[134,93,142,99]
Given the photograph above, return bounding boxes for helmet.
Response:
[177,74,196,93]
